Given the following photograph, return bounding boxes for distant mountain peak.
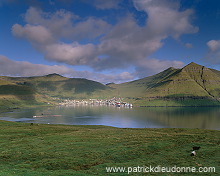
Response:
[167,67,176,70]
[185,62,203,68]
[182,62,205,73]
[45,73,63,77]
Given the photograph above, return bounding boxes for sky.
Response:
[0,0,220,84]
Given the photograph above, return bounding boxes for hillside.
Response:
[110,62,220,106]
[0,74,114,110]
[0,62,220,108]
[21,74,113,99]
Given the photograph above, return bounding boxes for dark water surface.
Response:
[0,106,219,130]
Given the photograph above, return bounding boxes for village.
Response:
[59,97,133,108]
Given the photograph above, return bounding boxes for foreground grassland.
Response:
[0,121,219,175]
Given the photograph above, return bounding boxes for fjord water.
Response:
[0,106,220,130]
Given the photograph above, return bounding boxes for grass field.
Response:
[0,120,219,175]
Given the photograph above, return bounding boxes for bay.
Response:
[0,106,220,130]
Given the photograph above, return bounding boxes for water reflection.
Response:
[0,106,219,130]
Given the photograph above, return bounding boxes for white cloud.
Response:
[11,0,198,78]
[23,7,111,40]
[99,16,163,60]
[207,40,220,51]
[133,0,198,38]
[11,7,112,68]
[70,17,112,40]
[12,24,54,45]
[93,0,198,71]
[88,71,135,84]
[205,40,220,64]
[0,55,135,84]
[0,55,74,77]
[135,58,184,78]
[44,42,96,65]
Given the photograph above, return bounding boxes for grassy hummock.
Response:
[0,121,219,175]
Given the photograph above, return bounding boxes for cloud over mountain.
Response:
[11,0,198,80]
[0,55,74,76]
[0,55,134,84]
[206,40,220,64]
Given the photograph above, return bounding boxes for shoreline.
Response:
[1,120,219,131]
[140,105,220,107]
[1,103,220,112]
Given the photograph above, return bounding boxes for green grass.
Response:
[0,120,219,175]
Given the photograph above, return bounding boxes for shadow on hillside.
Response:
[62,79,107,95]
[0,85,36,101]
[135,96,220,107]
[163,96,220,106]
[37,82,57,91]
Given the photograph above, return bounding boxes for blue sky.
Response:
[0,0,220,83]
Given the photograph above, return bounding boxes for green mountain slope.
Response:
[0,74,113,110]
[110,62,220,106]
[27,74,113,99]
[0,62,220,108]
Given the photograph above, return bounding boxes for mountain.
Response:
[0,74,113,110]
[109,62,220,106]
[0,62,220,109]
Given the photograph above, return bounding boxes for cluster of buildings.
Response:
[59,97,133,108]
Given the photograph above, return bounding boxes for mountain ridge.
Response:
[0,62,220,108]
[109,62,220,106]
